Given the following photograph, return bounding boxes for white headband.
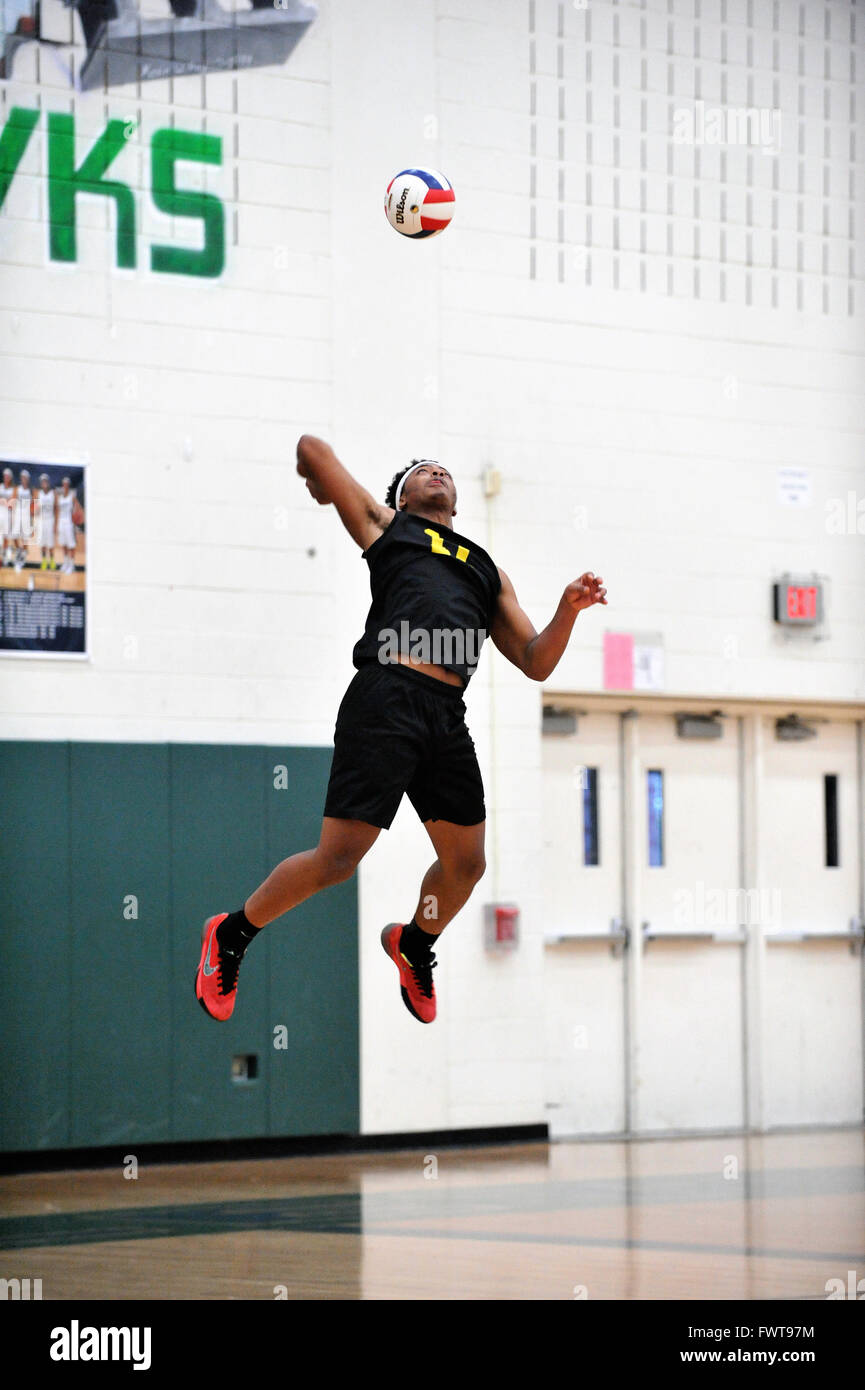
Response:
[394,460,438,511]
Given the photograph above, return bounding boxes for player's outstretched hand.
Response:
[563,572,607,613]
[304,477,330,504]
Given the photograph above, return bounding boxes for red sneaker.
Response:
[195,914,242,1021]
[381,923,437,1024]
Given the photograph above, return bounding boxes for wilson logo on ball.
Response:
[384,168,455,239]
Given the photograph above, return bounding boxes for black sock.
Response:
[217,908,260,956]
[400,918,437,965]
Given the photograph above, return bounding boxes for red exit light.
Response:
[774,575,822,626]
[786,585,818,620]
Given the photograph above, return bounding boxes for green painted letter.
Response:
[48,113,136,267]
[0,107,40,212]
[150,130,225,278]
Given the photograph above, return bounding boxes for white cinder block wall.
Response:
[1,0,863,1135]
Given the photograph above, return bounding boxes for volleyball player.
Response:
[56,478,77,574]
[36,474,57,570]
[12,468,32,571]
[0,468,14,566]
[195,437,606,1025]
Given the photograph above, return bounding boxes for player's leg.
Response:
[196,664,420,1021]
[40,529,53,570]
[196,664,423,1022]
[380,818,485,1025]
[58,512,75,573]
[9,498,23,569]
[381,683,488,1023]
[195,815,380,1022]
[40,517,54,569]
[410,817,487,938]
[244,815,381,927]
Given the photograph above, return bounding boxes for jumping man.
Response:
[195,436,607,1025]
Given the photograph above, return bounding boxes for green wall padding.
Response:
[0,743,73,1151]
[0,741,359,1153]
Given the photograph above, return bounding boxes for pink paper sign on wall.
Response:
[603,631,634,689]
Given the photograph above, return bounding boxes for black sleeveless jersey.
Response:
[351,510,502,687]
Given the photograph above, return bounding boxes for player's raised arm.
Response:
[491,567,607,681]
[296,435,394,551]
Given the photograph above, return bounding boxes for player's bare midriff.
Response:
[394,652,465,688]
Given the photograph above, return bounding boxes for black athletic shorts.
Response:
[323,661,486,830]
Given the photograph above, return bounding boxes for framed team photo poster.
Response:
[0,458,88,658]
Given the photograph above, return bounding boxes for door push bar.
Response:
[544,918,864,956]
[641,921,748,947]
[543,918,629,958]
[765,919,865,955]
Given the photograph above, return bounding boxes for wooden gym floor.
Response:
[0,1128,862,1300]
[0,536,86,592]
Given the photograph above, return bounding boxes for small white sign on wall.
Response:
[633,632,665,691]
[777,466,811,507]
